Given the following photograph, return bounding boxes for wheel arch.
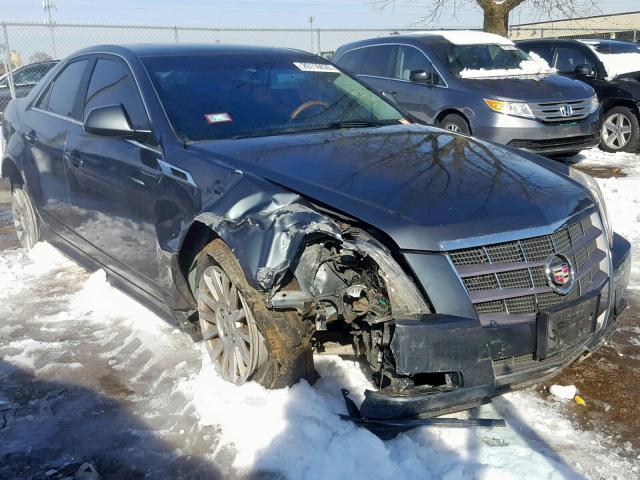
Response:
[434,109,472,133]
[1,156,24,187]
[601,98,640,118]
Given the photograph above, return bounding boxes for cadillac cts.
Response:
[1,45,631,427]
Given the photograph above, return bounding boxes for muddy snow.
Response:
[1,148,640,479]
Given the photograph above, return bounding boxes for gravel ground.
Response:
[0,148,639,479]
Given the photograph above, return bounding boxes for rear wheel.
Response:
[190,239,316,388]
[11,185,40,250]
[440,113,471,135]
[600,106,640,153]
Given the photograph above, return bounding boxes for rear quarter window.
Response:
[336,49,363,74]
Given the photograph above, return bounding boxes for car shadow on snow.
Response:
[0,360,222,480]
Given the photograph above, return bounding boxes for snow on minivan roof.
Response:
[405,30,515,46]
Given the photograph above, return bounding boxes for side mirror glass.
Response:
[409,69,432,84]
[84,104,150,140]
[574,64,594,77]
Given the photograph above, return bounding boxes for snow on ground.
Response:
[1,148,640,479]
[570,149,640,288]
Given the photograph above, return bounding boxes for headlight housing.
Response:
[589,95,600,114]
[484,98,535,119]
[570,168,613,247]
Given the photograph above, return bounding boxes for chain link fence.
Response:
[0,21,638,104]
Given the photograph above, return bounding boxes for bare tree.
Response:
[376,0,598,36]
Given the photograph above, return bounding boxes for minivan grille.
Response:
[448,215,607,318]
[529,98,593,123]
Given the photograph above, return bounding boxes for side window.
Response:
[526,45,554,65]
[336,49,363,74]
[394,45,442,84]
[555,47,591,73]
[84,58,149,130]
[38,60,89,119]
[360,45,395,78]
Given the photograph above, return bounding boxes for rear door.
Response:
[64,56,162,296]
[390,45,444,123]
[347,45,396,98]
[21,58,91,230]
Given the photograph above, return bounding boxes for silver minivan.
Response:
[334,31,601,156]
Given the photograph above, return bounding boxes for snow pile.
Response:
[460,52,556,79]
[549,385,577,401]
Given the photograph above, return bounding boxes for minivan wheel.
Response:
[190,239,316,388]
[440,113,471,135]
[601,106,640,153]
[11,185,40,250]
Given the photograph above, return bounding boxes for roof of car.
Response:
[71,43,309,58]
[517,38,638,47]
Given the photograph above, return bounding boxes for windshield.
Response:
[142,53,403,141]
[430,43,531,75]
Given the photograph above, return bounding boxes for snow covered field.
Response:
[1,148,640,479]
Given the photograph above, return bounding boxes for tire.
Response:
[189,238,316,388]
[11,184,40,250]
[440,113,471,135]
[600,106,640,153]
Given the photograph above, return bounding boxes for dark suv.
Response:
[334,32,601,156]
[518,39,640,152]
[1,45,630,431]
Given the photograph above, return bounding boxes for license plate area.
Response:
[536,292,600,359]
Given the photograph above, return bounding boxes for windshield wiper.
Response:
[224,120,395,140]
[326,119,391,128]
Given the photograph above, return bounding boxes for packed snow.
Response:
[459,51,556,79]
[1,148,640,478]
[407,30,514,46]
[549,385,578,401]
[579,40,640,81]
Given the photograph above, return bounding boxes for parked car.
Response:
[517,38,640,153]
[334,31,601,157]
[1,45,630,431]
[0,60,58,121]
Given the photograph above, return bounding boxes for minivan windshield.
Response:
[142,53,403,141]
[430,43,532,76]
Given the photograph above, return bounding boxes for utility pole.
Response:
[43,0,57,58]
[308,16,315,53]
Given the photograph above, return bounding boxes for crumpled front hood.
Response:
[461,74,594,102]
[191,125,594,251]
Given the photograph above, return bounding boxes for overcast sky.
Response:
[0,0,639,28]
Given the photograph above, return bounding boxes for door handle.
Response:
[64,150,83,168]
[24,131,37,144]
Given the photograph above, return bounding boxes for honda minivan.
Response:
[334,31,601,156]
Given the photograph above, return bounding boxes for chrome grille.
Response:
[529,98,593,123]
[449,216,607,317]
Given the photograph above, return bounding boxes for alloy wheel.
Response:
[197,265,259,384]
[444,123,462,133]
[602,112,632,150]
[11,189,38,249]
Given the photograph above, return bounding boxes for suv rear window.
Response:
[360,46,395,77]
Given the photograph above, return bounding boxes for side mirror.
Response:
[574,64,595,77]
[409,69,432,84]
[84,104,151,140]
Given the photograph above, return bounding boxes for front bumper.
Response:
[359,232,631,420]
[472,110,601,155]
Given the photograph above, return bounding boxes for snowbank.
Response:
[459,52,556,79]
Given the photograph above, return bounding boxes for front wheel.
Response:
[190,239,316,388]
[440,113,471,135]
[600,106,640,153]
[11,185,40,250]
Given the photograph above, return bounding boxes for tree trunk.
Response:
[481,3,509,36]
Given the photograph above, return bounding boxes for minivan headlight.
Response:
[570,167,613,247]
[590,95,600,113]
[484,99,535,119]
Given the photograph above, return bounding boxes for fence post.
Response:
[174,26,179,43]
[317,28,321,56]
[1,23,15,100]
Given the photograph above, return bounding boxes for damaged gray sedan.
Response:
[1,45,631,430]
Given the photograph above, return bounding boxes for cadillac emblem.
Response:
[545,254,574,294]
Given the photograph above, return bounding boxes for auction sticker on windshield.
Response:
[205,112,233,124]
[293,62,339,73]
